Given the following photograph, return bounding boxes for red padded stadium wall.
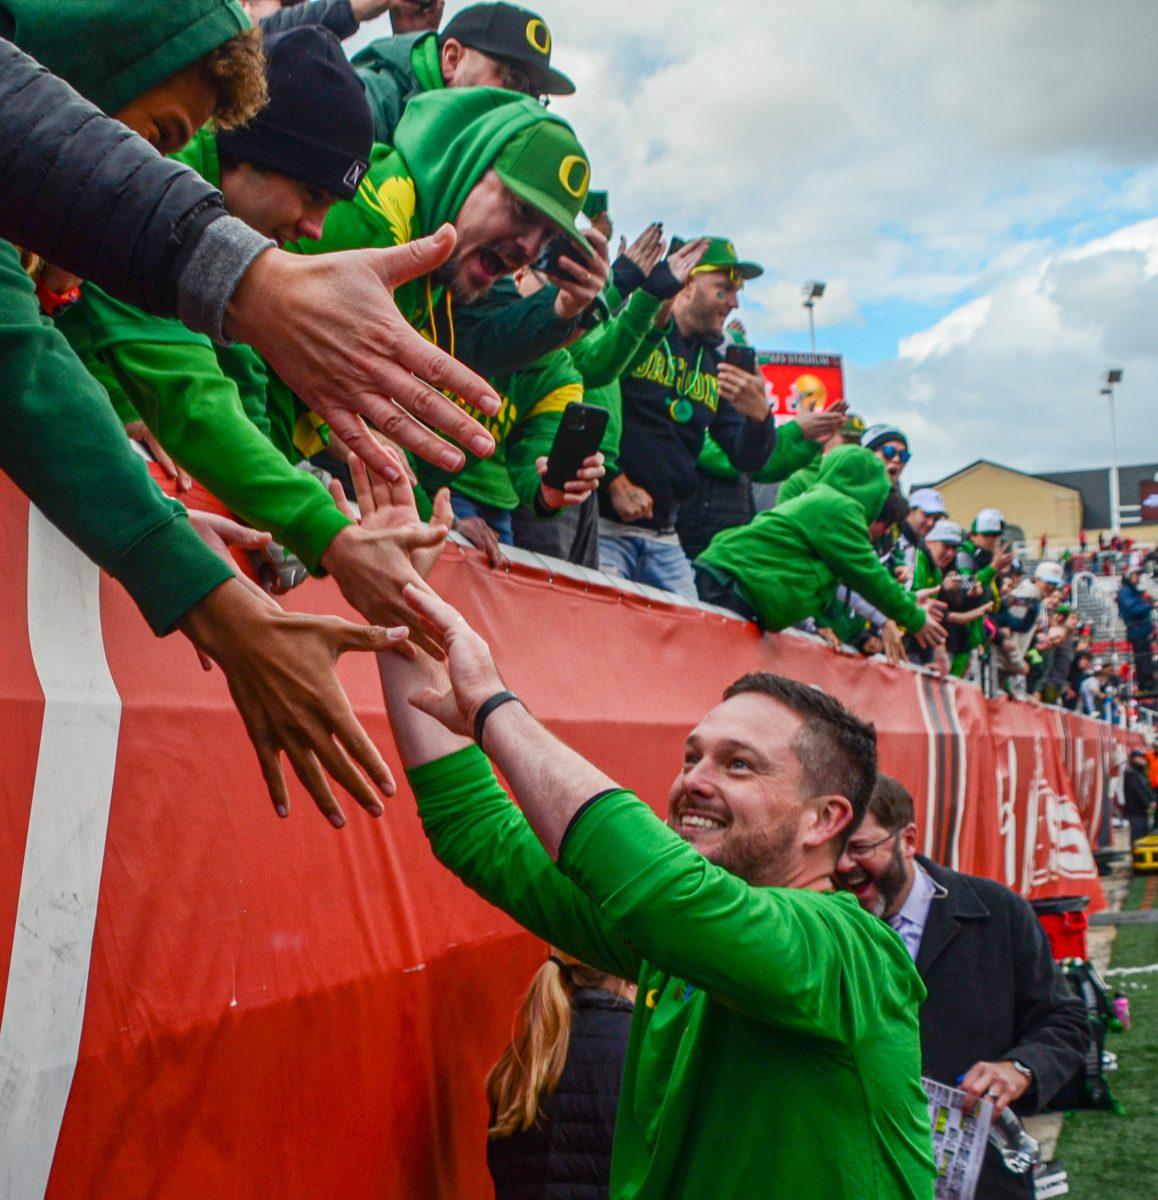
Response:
[0,481,1139,1198]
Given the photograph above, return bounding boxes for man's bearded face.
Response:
[441,170,554,303]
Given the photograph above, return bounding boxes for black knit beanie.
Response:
[216,26,372,200]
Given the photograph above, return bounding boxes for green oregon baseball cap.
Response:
[495,121,593,256]
[689,236,763,281]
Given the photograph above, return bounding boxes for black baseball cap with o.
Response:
[216,26,374,201]
[441,3,575,96]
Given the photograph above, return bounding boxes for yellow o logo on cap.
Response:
[526,18,551,55]
[558,155,590,199]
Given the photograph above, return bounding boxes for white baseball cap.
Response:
[927,519,964,546]
[909,488,947,516]
[972,508,1005,534]
[1035,561,1064,586]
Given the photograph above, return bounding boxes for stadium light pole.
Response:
[802,281,826,352]
[1102,368,1124,538]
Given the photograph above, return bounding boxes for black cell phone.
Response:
[724,343,757,374]
[533,235,585,283]
[666,235,685,257]
[543,402,609,490]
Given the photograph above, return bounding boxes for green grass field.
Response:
[1055,874,1158,1197]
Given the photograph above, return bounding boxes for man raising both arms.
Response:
[367,464,935,1199]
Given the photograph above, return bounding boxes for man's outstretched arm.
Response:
[399,583,912,1039]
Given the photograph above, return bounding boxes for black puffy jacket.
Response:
[487,988,633,1200]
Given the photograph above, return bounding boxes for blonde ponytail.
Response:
[485,958,575,1138]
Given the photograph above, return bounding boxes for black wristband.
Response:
[642,260,683,300]
[473,690,522,747]
[611,255,647,297]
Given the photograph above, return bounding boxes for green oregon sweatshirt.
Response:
[0,0,249,114]
[409,745,936,1200]
[350,30,443,143]
[698,445,928,633]
[58,128,351,572]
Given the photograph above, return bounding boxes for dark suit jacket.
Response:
[913,857,1089,1199]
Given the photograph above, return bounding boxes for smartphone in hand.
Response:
[543,403,609,491]
[534,236,586,283]
[724,343,758,374]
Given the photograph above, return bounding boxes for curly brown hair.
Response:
[201,26,268,129]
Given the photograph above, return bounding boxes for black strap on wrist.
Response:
[473,690,522,747]
[642,260,683,300]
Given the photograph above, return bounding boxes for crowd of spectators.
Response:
[3,0,1152,835]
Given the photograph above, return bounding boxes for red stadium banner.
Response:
[757,351,845,423]
[0,479,1139,1199]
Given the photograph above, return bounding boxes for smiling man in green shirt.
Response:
[373,495,936,1197]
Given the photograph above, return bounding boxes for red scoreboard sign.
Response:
[758,351,845,424]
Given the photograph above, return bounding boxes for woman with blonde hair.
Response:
[486,952,635,1199]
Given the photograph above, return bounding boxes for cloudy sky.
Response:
[349,0,1158,483]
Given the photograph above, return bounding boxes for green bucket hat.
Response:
[841,412,867,438]
[495,121,593,256]
[689,236,763,281]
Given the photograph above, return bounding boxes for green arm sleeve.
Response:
[802,501,926,630]
[559,790,922,1039]
[568,289,663,390]
[752,420,820,484]
[0,243,230,634]
[407,746,641,981]
[451,280,576,377]
[104,340,351,572]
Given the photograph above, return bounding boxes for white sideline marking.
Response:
[0,508,122,1199]
[1103,962,1158,978]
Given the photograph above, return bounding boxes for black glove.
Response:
[642,260,684,300]
[611,255,647,298]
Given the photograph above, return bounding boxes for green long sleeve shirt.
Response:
[409,746,935,1200]
[60,290,349,571]
[0,241,231,634]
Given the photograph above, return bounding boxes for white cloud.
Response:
[850,219,1158,481]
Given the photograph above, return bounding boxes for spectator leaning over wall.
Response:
[693,445,947,648]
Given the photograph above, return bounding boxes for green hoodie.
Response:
[697,445,928,633]
[350,31,443,143]
[0,0,249,114]
[417,344,584,512]
[291,87,581,340]
[775,453,823,505]
[58,128,351,572]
